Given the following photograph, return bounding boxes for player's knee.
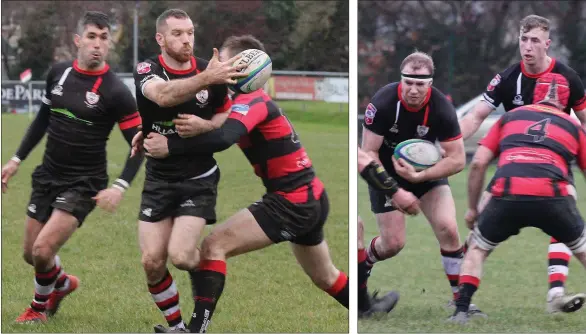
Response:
[434,220,460,246]
[22,251,34,266]
[378,235,405,259]
[169,248,200,271]
[200,235,226,259]
[141,253,167,279]
[31,242,54,267]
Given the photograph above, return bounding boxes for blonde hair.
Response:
[400,51,435,76]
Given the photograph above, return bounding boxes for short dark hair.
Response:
[77,11,111,35]
[400,51,435,76]
[220,35,266,58]
[520,15,550,34]
[156,9,190,32]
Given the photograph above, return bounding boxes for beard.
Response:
[165,42,193,63]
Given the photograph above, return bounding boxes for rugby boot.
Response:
[358,290,400,318]
[154,324,190,333]
[446,300,487,318]
[445,311,469,325]
[45,274,79,317]
[15,307,47,324]
[547,292,586,313]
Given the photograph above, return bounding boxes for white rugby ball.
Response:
[393,139,441,171]
[230,49,272,93]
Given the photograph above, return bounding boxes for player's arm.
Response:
[139,49,246,108]
[361,128,384,164]
[174,89,233,136]
[459,100,495,140]
[468,119,501,213]
[576,127,586,180]
[567,72,586,128]
[2,67,55,192]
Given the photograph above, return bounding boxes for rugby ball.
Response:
[229,49,272,93]
[393,139,441,171]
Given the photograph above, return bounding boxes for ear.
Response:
[545,39,551,50]
[428,79,433,87]
[74,34,81,48]
[155,33,164,47]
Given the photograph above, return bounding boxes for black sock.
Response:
[326,272,349,309]
[358,249,372,311]
[187,260,226,333]
[455,275,480,314]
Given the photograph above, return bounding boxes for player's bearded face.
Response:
[76,25,110,69]
[519,28,550,66]
[162,18,195,63]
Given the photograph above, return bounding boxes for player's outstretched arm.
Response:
[1,103,51,193]
[466,145,494,228]
[459,101,495,140]
[142,49,248,108]
[361,127,384,164]
[168,118,246,155]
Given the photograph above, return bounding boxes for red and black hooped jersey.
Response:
[229,90,322,203]
[133,55,232,181]
[482,59,586,114]
[41,60,140,178]
[363,82,462,170]
[480,103,586,198]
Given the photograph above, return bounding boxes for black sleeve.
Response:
[363,86,392,136]
[567,70,586,112]
[481,71,505,109]
[167,119,247,155]
[435,93,462,142]
[14,102,51,160]
[118,126,144,185]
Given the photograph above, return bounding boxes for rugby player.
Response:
[459,14,586,312]
[0,11,144,323]
[133,35,351,333]
[360,51,484,315]
[357,146,420,317]
[131,9,248,332]
[449,73,586,324]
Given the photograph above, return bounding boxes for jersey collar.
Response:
[73,59,109,76]
[521,57,556,78]
[158,55,197,75]
[397,83,432,112]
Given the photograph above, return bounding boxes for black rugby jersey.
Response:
[133,55,231,181]
[363,82,462,169]
[482,59,586,114]
[16,60,140,179]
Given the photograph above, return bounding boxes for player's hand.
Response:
[203,48,249,86]
[392,156,424,183]
[391,188,420,215]
[130,131,144,158]
[464,208,478,230]
[1,160,20,193]
[92,187,124,213]
[143,132,169,158]
[174,114,210,138]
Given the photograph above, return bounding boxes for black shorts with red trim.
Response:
[249,178,328,246]
[474,195,585,251]
[27,165,107,226]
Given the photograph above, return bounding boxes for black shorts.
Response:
[368,167,448,213]
[139,167,220,223]
[474,196,586,252]
[249,189,329,246]
[27,165,107,226]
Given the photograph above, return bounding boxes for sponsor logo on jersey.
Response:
[137,62,152,74]
[231,104,250,115]
[85,91,100,106]
[487,74,501,92]
[513,94,524,106]
[365,103,377,125]
[51,85,63,96]
[416,125,429,137]
[196,89,209,105]
[390,123,399,133]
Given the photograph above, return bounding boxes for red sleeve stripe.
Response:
[574,96,586,112]
[119,112,142,130]
[441,133,463,142]
[215,96,232,114]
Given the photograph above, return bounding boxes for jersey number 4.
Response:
[525,118,551,142]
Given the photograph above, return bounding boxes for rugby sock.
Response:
[148,270,184,328]
[325,271,349,309]
[31,264,60,312]
[441,247,465,300]
[358,248,372,311]
[187,260,227,333]
[547,238,572,301]
[366,236,383,266]
[53,256,71,292]
[455,275,480,314]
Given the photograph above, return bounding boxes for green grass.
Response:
[0,101,349,333]
[358,166,586,332]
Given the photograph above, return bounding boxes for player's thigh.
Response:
[539,197,586,254]
[23,217,46,263]
[33,209,79,256]
[290,240,338,289]
[174,169,220,225]
[473,198,522,251]
[168,216,207,255]
[419,184,457,229]
[138,218,174,264]
[375,211,406,245]
[201,208,274,260]
[139,178,178,223]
